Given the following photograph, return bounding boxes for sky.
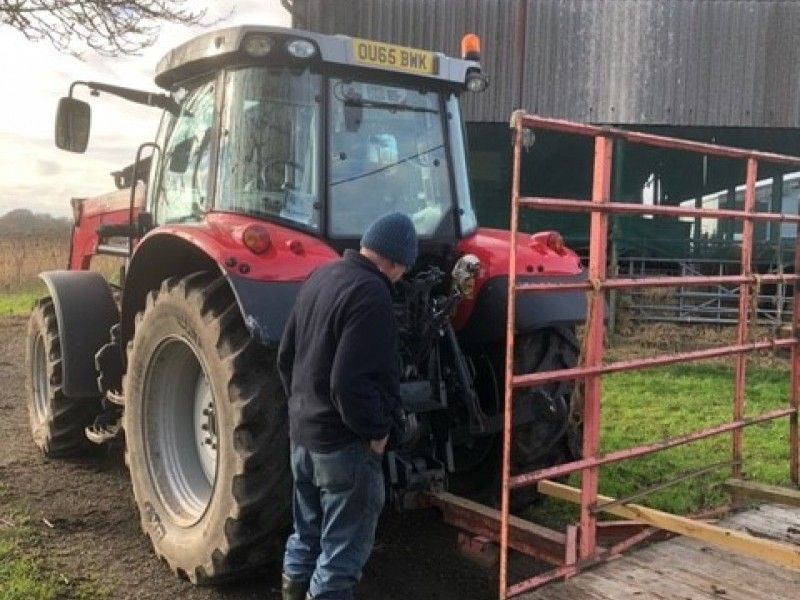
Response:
[0,1,291,218]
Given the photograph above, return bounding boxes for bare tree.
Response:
[0,0,211,57]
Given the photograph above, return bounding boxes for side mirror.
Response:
[55,97,91,153]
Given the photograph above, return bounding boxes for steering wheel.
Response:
[261,159,304,191]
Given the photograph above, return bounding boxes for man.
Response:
[277,212,418,600]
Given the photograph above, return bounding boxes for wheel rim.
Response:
[31,333,49,423]
[143,337,218,526]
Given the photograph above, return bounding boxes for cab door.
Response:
[147,79,217,225]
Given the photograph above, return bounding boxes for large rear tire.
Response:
[453,327,581,509]
[123,273,291,583]
[511,327,581,477]
[25,297,101,457]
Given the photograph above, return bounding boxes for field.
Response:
[0,232,118,317]
[0,233,68,317]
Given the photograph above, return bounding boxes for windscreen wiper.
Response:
[331,144,445,186]
[344,98,437,115]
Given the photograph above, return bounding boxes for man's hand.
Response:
[370,435,388,455]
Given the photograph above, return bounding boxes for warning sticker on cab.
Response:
[351,38,437,76]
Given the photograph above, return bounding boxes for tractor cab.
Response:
[57,26,487,253]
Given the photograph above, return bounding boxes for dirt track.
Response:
[0,316,500,599]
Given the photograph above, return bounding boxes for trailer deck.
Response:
[519,502,800,600]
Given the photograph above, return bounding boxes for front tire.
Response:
[25,297,101,457]
[123,273,291,583]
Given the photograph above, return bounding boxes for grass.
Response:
[531,360,793,524]
[0,528,58,600]
[0,487,110,600]
[0,289,43,317]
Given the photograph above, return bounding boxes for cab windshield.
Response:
[328,78,457,238]
[211,67,476,238]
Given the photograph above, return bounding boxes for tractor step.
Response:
[85,409,122,444]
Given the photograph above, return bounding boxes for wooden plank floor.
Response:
[519,503,800,600]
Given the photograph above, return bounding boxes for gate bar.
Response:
[792,217,800,485]
[518,114,800,167]
[512,338,796,388]
[517,273,800,294]
[510,407,796,489]
[579,134,612,560]
[591,460,736,513]
[733,158,758,478]
[497,112,524,599]
[520,196,800,222]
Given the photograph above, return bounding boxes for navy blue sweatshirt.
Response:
[277,249,400,451]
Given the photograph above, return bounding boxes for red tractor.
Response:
[26,26,585,583]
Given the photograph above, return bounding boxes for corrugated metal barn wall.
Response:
[292,0,800,128]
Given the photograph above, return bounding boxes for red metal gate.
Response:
[498,111,800,598]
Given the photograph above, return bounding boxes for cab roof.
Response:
[155,25,479,89]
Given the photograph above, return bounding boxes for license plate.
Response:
[351,38,437,76]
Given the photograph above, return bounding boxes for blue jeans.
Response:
[283,441,385,600]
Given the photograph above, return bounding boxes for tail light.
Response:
[529,231,566,255]
[546,231,565,253]
[242,225,271,255]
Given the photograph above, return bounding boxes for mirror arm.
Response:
[69,81,179,115]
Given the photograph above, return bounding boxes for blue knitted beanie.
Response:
[360,212,418,268]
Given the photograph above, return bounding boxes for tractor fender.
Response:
[226,275,303,346]
[38,271,119,398]
[454,227,587,342]
[456,273,588,344]
[122,217,336,348]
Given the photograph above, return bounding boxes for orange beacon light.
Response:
[461,33,481,61]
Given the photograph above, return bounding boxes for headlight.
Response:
[287,39,317,59]
[466,72,488,93]
[243,35,273,57]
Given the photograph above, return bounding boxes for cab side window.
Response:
[155,81,215,224]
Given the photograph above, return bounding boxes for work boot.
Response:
[281,573,309,600]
